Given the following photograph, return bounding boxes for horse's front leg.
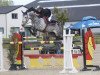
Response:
[43,32,50,41]
[27,27,37,36]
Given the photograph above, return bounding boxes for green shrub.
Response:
[7,44,17,64]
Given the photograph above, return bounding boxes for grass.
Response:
[94,34,100,44]
[73,34,100,45]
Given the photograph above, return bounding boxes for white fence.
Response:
[0,32,5,71]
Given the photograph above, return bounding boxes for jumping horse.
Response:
[21,7,63,54]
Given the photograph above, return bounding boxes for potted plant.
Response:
[7,33,19,70]
[7,43,17,70]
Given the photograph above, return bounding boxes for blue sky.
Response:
[12,0,35,5]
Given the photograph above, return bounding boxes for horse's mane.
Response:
[25,7,39,14]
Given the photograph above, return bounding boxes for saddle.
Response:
[50,20,58,25]
[43,17,57,25]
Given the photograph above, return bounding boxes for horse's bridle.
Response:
[22,12,33,27]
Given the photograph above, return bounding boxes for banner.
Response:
[84,28,96,65]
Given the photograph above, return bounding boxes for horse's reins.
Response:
[23,15,32,26]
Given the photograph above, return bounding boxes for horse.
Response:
[21,7,63,40]
[21,8,63,54]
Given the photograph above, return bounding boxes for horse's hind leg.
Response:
[55,42,62,54]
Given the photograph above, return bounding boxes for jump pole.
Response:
[60,28,78,74]
[19,26,26,69]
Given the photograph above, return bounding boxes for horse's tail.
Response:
[57,23,63,36]
[54,23,63,39]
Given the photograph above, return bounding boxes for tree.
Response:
[0,0,13,6]
[52,7,69,34]
[52,7,69,25]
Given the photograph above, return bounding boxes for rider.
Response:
[36,6,51,24]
